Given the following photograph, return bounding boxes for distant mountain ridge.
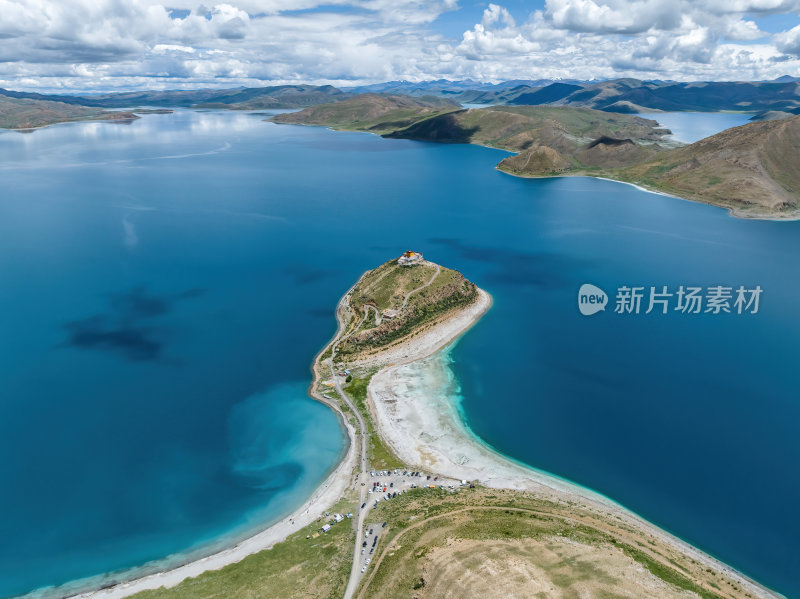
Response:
[332,77,800,115]
[3,76,800,116]
[0,84,353,109]
[457,79,800,115]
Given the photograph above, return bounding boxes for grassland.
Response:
[125,485,764,599]
[311,257,477,469]
[343,372,403,470]
[131,500,355,599]
[274,99,677,180]
[271,94,460,135]
[388,104,668,150]
[123,485,763,599]
[358,487,760,599]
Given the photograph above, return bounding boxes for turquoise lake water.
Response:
[0,110,798,597]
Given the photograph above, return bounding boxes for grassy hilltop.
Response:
[385,104,667,148]
[334,256,478,361]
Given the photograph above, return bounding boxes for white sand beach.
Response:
[365,289,781,599]
[68,287,495,599]
[73,416,358,599]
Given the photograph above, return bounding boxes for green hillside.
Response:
[335,256,478,360]
[617,115,800,218]
[0,96,137,129]
[271,94,460,134]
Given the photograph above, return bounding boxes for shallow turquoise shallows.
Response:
[0,110,798,598]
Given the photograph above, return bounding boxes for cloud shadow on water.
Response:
[281,264,334,286]
[61,285,205,363]
[428,237,591,289]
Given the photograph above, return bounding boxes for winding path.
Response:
[401,262,441,309]
[338,261,441,599]
[327,299,370,599]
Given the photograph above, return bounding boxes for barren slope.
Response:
[618,115,800,217]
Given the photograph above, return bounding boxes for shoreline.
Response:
[27,275,373,599]
[38,275,782,599]
[0,113,140,133]
[271,119,800,222]
[52,295,363,599]
[496,169,800,221]
[63,422,356,599]
[363,288,784,599]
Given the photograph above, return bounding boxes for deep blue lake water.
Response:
[0,110,798,598]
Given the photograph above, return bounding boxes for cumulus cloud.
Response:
[545,0,682,34]
[0,0,798,91]
[450,0,800,81]
[482,4,516,28]
[774,23,800,54]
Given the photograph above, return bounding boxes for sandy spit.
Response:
[366,288,783,599]
[61,284,780,599]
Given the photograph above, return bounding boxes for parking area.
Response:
[355,468,470,577]
[357,521,386,574]
[362,468,464,511]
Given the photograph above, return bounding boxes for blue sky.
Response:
[433,1,546,37]
[1,1,799,92]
